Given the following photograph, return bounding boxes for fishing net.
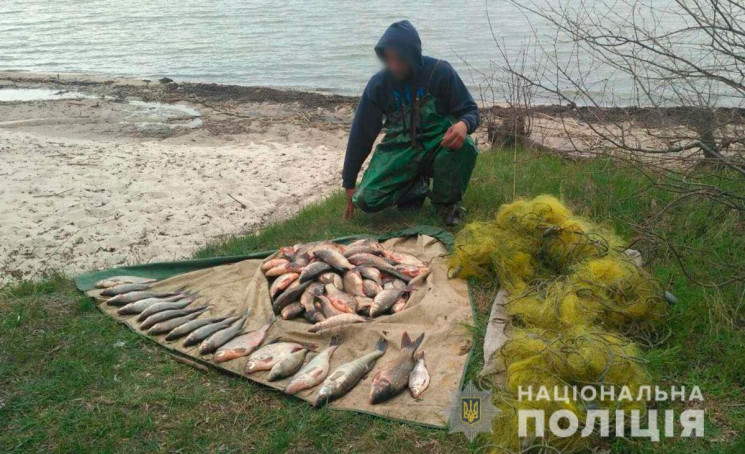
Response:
[449,195,667,452]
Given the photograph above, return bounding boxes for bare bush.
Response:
[488,0,745,287]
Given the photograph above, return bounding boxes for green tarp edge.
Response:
[75,225,454,292]
[73,224,469,429]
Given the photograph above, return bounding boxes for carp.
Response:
[313,337,387,407]
[369,332,424,404]
[284,338,342,394]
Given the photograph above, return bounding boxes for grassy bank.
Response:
[1,150,743,453]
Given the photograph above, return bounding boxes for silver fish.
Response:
[100,282,152,297]
[183,313,244,347]
[313,249,354,271]
[346,254,411,282]
[308,313,367,333]
[299,261,332,282]
[284,338,342,394]
[270,273,300,299]
[317,272,343,288]
[342,270,366,297]
[106,290,180,306]
[370,332,424,404]
[281,302,304,320]
[313,337,387,407]
[136,298,195,322]
[408,351,430,398]
[147,308,208,335]
[273,280,311,313]
[370,288,409,317]
[165,315,228,341]
[199,313,249,355]
[268,348,308,381]
[140,306,207,330]
[116,294,184,315]
[214,317,275,363]
[95,276,156,289]
[245,342,305,373]
[362,280,383,298]
[357,266,382,285]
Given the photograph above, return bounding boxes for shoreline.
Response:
[0,71,357,284]
[0,70,722,284]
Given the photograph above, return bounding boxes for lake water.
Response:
[0,0,714,104]
[0,0,564,95]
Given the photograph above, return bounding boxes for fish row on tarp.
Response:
[94,252,432,406]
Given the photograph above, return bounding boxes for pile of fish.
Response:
[262,238,430,331]
[95,254,431,406]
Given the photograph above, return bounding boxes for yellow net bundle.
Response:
[449,195,667,452]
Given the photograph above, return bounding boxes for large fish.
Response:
[199,313,250,355]
[316,295,345,318]
[324,284,358,313]
[408,351,430,398]
[342,269,366,297]
[299,262,332,283]
[106,290,180,306]
[147,308,208,335]
[214,317,274,363]
[382,250,426,268]
[280,302,304,320]
[313,337,387,407]
[317,272,343,288]
[308,313,367,333]
[265,262,304,277]
[270,273,299,299]
[273,280,312,313]
[261,258,289,271]
[369,332,424,404]
[346,254,411,282]
[284,338,342,395]
[117,294,184,315]
[357,267,382,285]
[165,315,228,341]
[95,275,157,289]
[268,349,308,381]
[300,282,325,323]
[100,282,151,296]
[140,306,207,330]
[370,287,409,317]
[296,241,346,257]
[183,313,244,347]
[313,249,354,271]
[362,280,383,298]
[245,342,305,373]
[342,240,384,258]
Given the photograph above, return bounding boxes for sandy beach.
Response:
[0,72,357,284]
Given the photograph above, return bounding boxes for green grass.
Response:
[2,150,744,453]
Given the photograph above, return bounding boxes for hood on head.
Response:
[375,20,423,72]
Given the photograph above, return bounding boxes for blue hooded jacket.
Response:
[342,20,480,189]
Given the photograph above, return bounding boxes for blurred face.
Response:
[383,49,411,80]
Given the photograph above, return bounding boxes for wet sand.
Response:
[0,72,355,283]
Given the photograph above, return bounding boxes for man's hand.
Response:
[343,188,355,220]
[441,120,468,150]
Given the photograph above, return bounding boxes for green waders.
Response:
[352,95,478,213]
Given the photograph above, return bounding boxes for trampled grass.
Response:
[1,150,743,453]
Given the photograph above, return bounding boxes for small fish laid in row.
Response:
[95,275,157,290]
[261,238,431,331]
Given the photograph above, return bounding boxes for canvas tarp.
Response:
[77,228,473,428]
